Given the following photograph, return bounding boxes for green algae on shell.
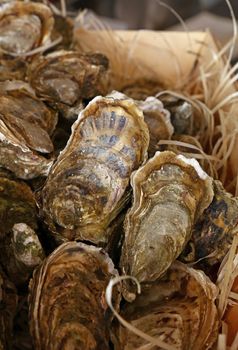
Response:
[41,92,149,244]
[0,169,37,238]
[29,241,121,350]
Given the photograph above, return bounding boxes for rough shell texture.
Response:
[51,15,73,50]
[122,80,163,100]
[0,81,56,178]
[113,262,218,350]
[182,180,238,267]
[160,94,193,135]
[28,50,109,118]
[0,1,54,56]
[0,223,45,286]
[137,96,174,156]
[29,241,121,350]
[0,268,18,350]
[120,151,214,300]
[0,169,37,239]
[41,92,149,244]
[0,56,27,81]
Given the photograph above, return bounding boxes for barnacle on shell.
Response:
[120,151,214,300]
[29,241,121,350]
[112,262,218,350]
[41,92,149,244]
[0,1,54,56]
[28,50,110,120]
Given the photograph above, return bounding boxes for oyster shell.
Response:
[122,80,163,100]
[51,14,73,50]
[0,223,45,286]
[120,151,214,300]
[0,267,18,350]
[137,96,174,156]
[160,94,193,135]
[42,92,149,244]
[0,81,57,178]
[112,262,218,350]
[0,169,37,239]
[29,241,121,350]
[0,1,54,56]
[28,50,109,120]
[0,56,27,81]
[181,180,238,267]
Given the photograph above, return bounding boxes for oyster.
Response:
[137,96,174,156]
[120,151,214,300]
[0,169,37,239]
[28,50,109,120]
[112,262,218,350]
[29,241,121,350]
[181,180,238,267]
[122,79,163,100]
[0,223,45,286]
[0,1,54,56]
[160,94,193,135]
[0,267,18,350]
[0,81,57,178]
[42,92,149,244]
[0,56,27,81]
[51,14,73,50]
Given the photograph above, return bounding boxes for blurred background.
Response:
[62,0,238,60]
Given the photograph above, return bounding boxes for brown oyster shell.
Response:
[120,151,214,300]
[0,1,54,56]
[122,79,163,100]
[0,267,18,350]
[28,50,109,119]
[29,241,121,350]
[182,180,238,267]
[0,56,27,81]
[0,169,37,239]
[51,15,73,50]
[112,262,218,350]
[41,92,149,244]
[0,81,57,178]
[137,96,174,156]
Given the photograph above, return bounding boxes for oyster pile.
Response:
[0,1,237,349]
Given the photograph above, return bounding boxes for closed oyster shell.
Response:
[137,96,174,156]
[0,1,54,56]
[42,92,149,244]
[112,262,218,350]
[0,81,57,178]
[0,223,45,286]
[122,80,163,100]
[0,267,18,350]
[0,56,27,81]
[28,50,109,120]
[29,241,121,350]
[0,169,37,239]
[120,151,214,300]
[181,180,238,267]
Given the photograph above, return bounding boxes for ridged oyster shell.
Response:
[113,262,218,350]
[42,92,149,244]
[29,242,121,350]
[0,1,54,56]
[0,81,57,178]
[120,151,214,299]
[182,180,238,267]
[28,50,109,119]
[137,96,174,156]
